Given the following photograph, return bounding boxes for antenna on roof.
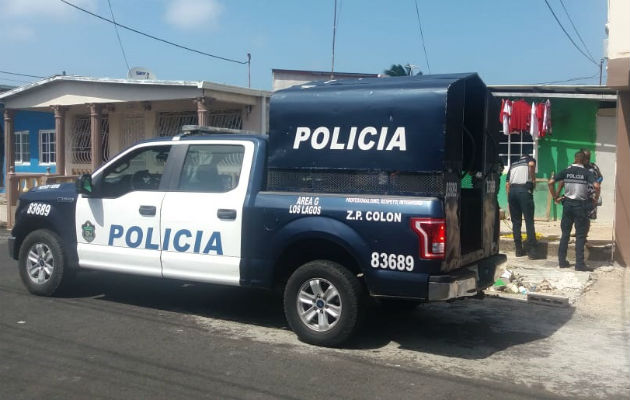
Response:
[127,67,156,80]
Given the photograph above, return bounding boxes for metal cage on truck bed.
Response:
[266,72,502,272]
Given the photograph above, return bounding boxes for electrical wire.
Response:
[543,0,598,66]
[0,70,45,79]
[414,0,431,74]
[59,0,249,65]
[535,72,599,85]
[0,77,33,85]
[106,0,130,71]
[558,0,596,63]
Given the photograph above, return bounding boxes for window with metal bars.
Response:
[157,110,244,137]
[71,116,110,164]
[157,112,198,137]
[121,114,145,150]
[208,109,243,130]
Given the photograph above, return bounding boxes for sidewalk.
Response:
[495,219,618,305]
[500,218,614,262]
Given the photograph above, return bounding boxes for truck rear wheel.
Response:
[284,260,364,347]
[18,229,73,296]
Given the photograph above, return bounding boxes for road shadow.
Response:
[58,271,574,360]
[351,296,574,359]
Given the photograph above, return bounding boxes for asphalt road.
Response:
[0,242,625,400]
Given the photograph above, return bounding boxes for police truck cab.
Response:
[9,73,506,346]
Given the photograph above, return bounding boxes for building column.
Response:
[4,109,16,227]
[3,109,15,176]
[51,105,67,175]
[89,103,102,171]
[195,97,211,126]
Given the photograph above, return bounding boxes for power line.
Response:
[535,72,599,85]
[558,0,595,63]
[59,0,249,65]
[331,0,338,78]
[414,0,431,74]
[0,70,45,79]
[543,0,598,66]
[0,77,33,85]
[106,0,130,71]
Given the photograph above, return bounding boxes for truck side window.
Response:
[99,145,171,198]
[178,144,245,193]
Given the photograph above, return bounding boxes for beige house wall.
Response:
[606,0,630,266]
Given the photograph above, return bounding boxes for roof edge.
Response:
[0,75,270,101]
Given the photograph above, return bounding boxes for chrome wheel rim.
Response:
[297,278,342,332]
[26,243,54,285]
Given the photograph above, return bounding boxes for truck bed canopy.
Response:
[268,73,496,175]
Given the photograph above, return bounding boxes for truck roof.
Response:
[136,131,268,146]
[268,72,495,174]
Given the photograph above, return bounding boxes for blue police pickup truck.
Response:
[9,73,506,346]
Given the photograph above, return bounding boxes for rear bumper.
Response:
[428,254,507,301]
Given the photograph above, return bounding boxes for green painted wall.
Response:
[497,98,599,219]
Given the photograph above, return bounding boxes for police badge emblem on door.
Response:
[82,221,95,243]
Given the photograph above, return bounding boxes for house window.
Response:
[71,116,110,164]
[14,130,30,164]
[157,112,198,137]
[39,130,56,165]
[121,114,145,149]
[156,110,245,137]
[499,131,535,169]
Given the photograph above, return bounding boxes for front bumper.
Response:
[7,236,16,260]
[428,254,507,301]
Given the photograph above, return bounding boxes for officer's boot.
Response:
[515,243,525,257]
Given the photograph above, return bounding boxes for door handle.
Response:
[139,205,156,216]
[217,209,237,220]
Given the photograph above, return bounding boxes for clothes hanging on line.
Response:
[500,99,511,134]
[542,99,552,136]
[509,100,531,133]
[499,98,552,137]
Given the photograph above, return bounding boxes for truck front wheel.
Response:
[284,260,364,347]
[18,229,73,296]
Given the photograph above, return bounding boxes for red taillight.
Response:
[411,218,446,259]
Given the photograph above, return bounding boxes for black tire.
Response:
[283,260,364,347]
[18,229,73,296]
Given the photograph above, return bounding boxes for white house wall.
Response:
[595,108,618,224]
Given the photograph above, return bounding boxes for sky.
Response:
[0,0,608,91]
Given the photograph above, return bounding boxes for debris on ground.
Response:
[486,262,617,304]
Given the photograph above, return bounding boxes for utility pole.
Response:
[331,0,337,80]
[599,58,603,86]
[247,53,251,88]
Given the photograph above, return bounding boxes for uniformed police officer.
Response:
[581,148,603,224]
[506,154,538,258]
[548,151,601,271]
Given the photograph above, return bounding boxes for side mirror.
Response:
[76,174,93,196]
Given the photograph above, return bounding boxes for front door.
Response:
[160,141,253,285]
[75,144,172,276]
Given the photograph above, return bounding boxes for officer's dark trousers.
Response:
[558,200,590,267]
[509,188,536,252]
